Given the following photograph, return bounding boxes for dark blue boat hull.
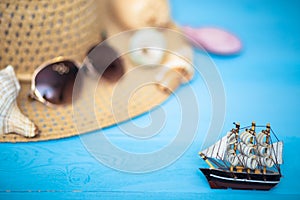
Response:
[199,168,281,190]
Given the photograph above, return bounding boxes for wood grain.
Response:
[0,192,299,200]
[1,0,300,199]
[0,135,298,194]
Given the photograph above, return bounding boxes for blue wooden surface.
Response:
[1,0,300,199]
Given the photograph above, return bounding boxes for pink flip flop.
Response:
[182,26,242,55]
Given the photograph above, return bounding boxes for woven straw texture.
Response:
[0,0,189,142]
[0,71,169,142]
[0,0,102,75]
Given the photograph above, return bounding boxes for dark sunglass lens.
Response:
[35,60,78,105]
[87,44,124,82]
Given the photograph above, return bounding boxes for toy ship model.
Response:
[199,122,283,190]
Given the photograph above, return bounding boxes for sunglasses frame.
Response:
[29,56,81,107]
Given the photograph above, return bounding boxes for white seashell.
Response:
[155,46,194,93]
[129,29,167,66]
[0,66,39,137]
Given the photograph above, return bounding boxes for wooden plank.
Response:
[0,192,299,200]
[0,136,298,194]
[1,0,300,199]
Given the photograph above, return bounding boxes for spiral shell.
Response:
[0,66,38,138]
[155,46,194,93]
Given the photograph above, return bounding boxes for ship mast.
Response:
[256,123,274,173]
[229,122,240,171]
[233,122,258,172]
[264,123,271,174]
[248,121,256,173]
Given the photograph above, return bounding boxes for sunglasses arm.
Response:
[16,73,32,83]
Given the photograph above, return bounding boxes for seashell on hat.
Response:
[0,66,39,138]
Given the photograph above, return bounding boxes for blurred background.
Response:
[0,0,300,199]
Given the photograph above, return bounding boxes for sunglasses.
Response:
[27,43,125,106]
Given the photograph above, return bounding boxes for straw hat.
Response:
[0,0,193,142]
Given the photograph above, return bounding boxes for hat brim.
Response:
[0,27,193,143]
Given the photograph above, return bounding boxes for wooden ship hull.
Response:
[200,168,281,190]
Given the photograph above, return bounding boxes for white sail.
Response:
[227,131,237,144]
[237,142,255,157]
[237,154,258,170]
[257,146,271,157]
[227,154,239,166]
[227,149,235,155]
[257,132,268,147]
[257,156,274,168]
[240,131,254,146]
[270,141,283,164]
[201,135,227,160]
